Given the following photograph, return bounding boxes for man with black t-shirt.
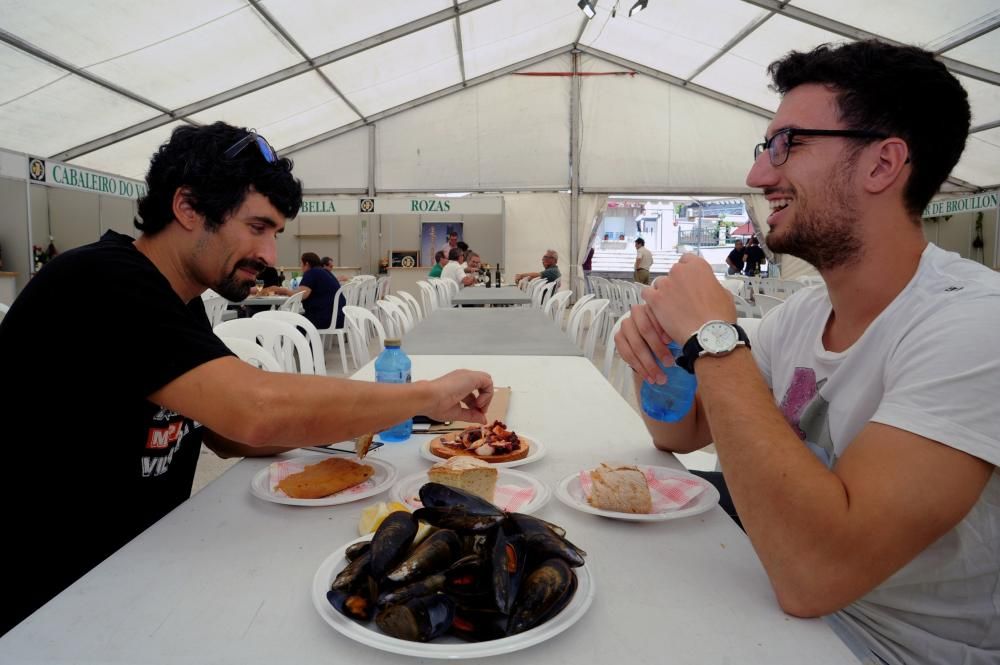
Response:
[0,122,493,636]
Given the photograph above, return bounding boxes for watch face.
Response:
[697,321,738,355]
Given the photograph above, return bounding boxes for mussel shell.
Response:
[507,513,586,567]
[418,482,505,516]
[327,574,378,621]
[375,593,456,642]
[330,550,371,592]
[384,529,461,585]
[370,511,418,579]
[344,540,371,562]
[490,529,527,614]
[450,607,508,642]
[443,555,493,599]
[412,506,505,534]
[507,558,576,635]
[377,573,446,610]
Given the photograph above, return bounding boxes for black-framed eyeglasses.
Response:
[754,128,889,166]
[223,129,278,163]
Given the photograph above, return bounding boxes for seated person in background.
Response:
[0,121,493,636]
[241,264,285,317]
[462,252,482,286]
[270,252,345,330]
[514,249,560,284]
[615,41,998,665]
[439,230,459,255]
[441,248,467,288]
[726,239,746,275]
[457,241,470,270]
[428,250,447,278]
[321,256,334,272]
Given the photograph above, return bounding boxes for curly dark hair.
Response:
[768,41,970,217]
[135,122,302,235]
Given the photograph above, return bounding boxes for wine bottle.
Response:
[483,265,491,287]
[494,263,501,288]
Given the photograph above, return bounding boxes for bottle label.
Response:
[376,370,410,384]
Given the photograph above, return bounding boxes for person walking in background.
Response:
[615,41,998,664]
[0,121,494,637]
[634,237,653,284]
[726,239,746,275]
[582,244,595,294]
[428,250,447,278]
[744,236,766,276]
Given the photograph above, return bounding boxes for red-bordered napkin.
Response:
[578,466,705,513]
[405,484,535,512]
[268,459,376,498]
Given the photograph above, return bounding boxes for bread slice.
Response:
[276,458,374,499]
[427,456,498,503]
[429,434,531,463]
[588,463,652,514]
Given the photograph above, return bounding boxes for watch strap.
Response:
[676,323,751,375]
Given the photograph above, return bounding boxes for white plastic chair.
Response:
[543,290,572,324]
[342,305,386,368]
[567,298,609,358]
[416,280,439,313]
[532,280,558,308]
[563,293,595,333]
[220,337,283,372]
[213,318,315,374]
[602,311,634,402]
[737,316,762,345]
[376,299,411,337]
[396,291,423,323]
[430,278,453,308]
[754,293,784,316]
[385,295,416,329]
[732,293,760,318]
[279,290,305,314]
[253,310,327,375]
[201,291,229,328]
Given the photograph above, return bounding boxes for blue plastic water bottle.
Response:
[640,341,697,422]
[375,338,413,442]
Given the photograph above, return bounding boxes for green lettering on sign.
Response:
[410,199,452,212]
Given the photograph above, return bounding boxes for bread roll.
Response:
[588,463,652,514]
[427,456,498,503]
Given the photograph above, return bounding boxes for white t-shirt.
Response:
[441,261,466,289]
[752,244,1000,665]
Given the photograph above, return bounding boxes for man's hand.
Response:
[423,370,494,423]
[614,303,673,384]
[643,254,736,343]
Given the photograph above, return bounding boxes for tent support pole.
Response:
[569,49,581,295]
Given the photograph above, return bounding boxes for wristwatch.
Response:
[676,320,751,374]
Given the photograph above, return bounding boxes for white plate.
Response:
[555,465,720,522]
[250,455,397,507]
[390,469,550,514]
[419,433,546,468]
[312,535,594,659]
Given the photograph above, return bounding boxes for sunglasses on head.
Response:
[223,129,277,163]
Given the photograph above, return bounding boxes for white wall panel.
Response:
[376,56,571,191]
[292,128,369,191]
[579,57,768,191]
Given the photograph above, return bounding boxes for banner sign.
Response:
[28,156,147,200]
[298,196,502,216]
[922,190,998,218]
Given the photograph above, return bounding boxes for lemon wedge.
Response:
[358,501,413,536]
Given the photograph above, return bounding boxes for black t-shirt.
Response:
[0,230,233,635]
[300,266,345,329]
[744,246,766,275]
[726,248,745,271]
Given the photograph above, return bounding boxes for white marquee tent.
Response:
[0,0,998,291]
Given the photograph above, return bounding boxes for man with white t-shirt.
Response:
[616,41,999,665]
[440,248,466,288]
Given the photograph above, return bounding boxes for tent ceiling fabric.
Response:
[0,0,997,190]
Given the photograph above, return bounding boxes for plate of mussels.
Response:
[311,482,595,658]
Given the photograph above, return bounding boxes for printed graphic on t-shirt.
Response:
[779,368,836,467]
[143,406,192,477]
